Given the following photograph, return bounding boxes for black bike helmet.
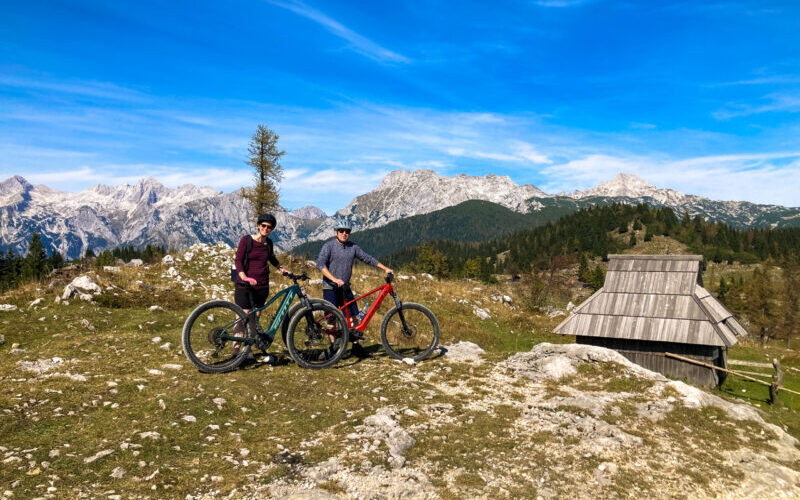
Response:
[257,213,277,227]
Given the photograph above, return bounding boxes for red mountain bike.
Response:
[283,273,439,361]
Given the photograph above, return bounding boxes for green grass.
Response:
[2,248,800,498]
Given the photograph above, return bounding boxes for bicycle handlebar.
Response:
[328,271,394,288]
[285,272,309,282]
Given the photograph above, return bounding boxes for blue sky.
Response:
[1,0,799,212]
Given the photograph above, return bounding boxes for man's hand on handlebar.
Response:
[333,277,345,288]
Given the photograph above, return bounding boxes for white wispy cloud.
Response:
[4,82,799,209]
[267,0,410,64]
[714,93,800,119]
[709,75,800,87]
[19,165,250,192]
[0,75,148,102]
[541,151,800,206]
[535,0,590,7]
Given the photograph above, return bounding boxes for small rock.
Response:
[159,342,171,350]
[28,298,43,308]
[110,467,125,478]
[69,275,102,295]
[402,358,416,366]
[147,369,164,376]
[442,341,485,363]
[0,304,18,311]
[84,449,114,463]
[103,266,121,272]
[182,415,197,423]
[161,255,174,265]
[148,305,163,312]
[151,337,162,343]
[80,318,95,331]
[473,307,491,320]
[126,259,144,267]
[139,431,162,440]
[162,364,182,370]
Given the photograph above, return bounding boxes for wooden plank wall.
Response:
[577,337,723,387]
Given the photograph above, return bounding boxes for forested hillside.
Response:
[290,199,576,260]
[383,203,800,348]
[385,203,800,277]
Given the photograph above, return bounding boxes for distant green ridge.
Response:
[289,199,576,260]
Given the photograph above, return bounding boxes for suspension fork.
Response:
[390,288,412,333]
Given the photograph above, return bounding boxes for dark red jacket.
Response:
[235,236,279,289]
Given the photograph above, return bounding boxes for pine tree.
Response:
[589,265,606,291]
[96,249,115,267]
[20,233,47,281]
[578,253,590,283]
[240,124,284,220]
[718,276,730,303]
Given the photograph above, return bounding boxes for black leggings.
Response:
[234,286,268,310]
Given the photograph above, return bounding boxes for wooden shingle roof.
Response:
[554,254,747,347]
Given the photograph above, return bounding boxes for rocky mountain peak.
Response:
[0,175,33,195]
[572,173,657,198]
[292,206,327,219]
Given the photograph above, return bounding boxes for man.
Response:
[316,220,393,357]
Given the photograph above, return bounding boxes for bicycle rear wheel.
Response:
[182,300,254,373]
[380,302,439,361]
[286,302,349,369]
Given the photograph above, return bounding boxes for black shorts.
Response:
[234,286,268,310]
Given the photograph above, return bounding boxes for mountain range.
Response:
[2,170,798,259]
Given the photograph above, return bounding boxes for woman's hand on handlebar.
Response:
[242,276,257,286]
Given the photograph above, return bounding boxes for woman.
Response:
[233,213,288,352]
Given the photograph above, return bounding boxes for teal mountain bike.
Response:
[182,273,349,372]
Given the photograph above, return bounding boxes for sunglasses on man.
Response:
[259,223,274,230]
[336,228,351,234]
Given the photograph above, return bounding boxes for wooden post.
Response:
[770,358,784,405]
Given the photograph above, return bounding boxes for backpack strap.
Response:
[242,235,253,274]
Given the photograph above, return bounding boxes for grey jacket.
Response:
[316,239,379,289]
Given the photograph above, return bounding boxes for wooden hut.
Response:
[554,254,748,387]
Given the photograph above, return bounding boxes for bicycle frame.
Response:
[339,281,401,332]
[219,283,305,345]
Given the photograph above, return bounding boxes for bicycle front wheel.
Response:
[281,298,330,348]
[182,300,254,373]
[380,302,439,362]
[286,302,349,369]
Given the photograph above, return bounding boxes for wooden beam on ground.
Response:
[664,352,800,397]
